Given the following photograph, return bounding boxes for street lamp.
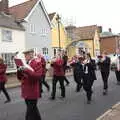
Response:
[56,14,61,51]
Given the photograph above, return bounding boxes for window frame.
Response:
[1,53,16,70]
[42,47,48,55]
[2,29,12,42]
[29,24,36,34]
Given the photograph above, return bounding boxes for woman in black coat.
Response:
[97,51,111,95]
[70,56,84,92]
[82,53,97,104]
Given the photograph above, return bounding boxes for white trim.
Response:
[24,0,51,27]
[40,0,51,27]
[50,13,57,25]
[24,0,40,21]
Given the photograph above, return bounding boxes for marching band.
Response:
[0,48,120,120]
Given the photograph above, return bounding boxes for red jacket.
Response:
[52,59,64,76]
[0,64,7,82]
[41,57,47,75]
[17,59,42,99]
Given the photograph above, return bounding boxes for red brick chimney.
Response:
[0,0,9,14]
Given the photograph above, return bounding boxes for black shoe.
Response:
[4,99,11,104]
[49,97,55,100]
[117,81,120,85]
[87,100,91,104]
[75,87,81,92]
[41,89,43,93]
[66,82,70,86]
[103,90,108,95]
[59,96,65,100]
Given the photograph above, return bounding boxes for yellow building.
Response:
[49,12,71,56]
[65,25,102,58]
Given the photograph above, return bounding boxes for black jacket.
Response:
[84,59,97,81]
[98,56,111,72]
[70,61,84,77]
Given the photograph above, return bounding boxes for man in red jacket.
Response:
[0,57,11,103]
[50,54,65,100]
[37,54,50,95]
[17,49,42,120]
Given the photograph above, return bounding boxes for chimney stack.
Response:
[0,0,9,14]
[108,28,112,33]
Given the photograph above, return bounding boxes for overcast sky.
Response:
[9,0,120,33]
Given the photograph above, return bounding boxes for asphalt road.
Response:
[0,70,120,120]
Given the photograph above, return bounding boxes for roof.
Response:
[48,12,56,21]
[74,25,100,40]
[100,31,118,38]
[66,25,102,40]
[0,12,25,30]
[9,0,38,21]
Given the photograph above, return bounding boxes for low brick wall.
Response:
[6,69,73,89]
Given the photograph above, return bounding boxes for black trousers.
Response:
[73,73,82,92]
[115,71,120,82]
[51,75,65,98]
[25,99,41,120]
[39,75,50,93]
[83,74,94,101]
[64,76,69,84]
[63,68,70,84]
[101,71,109,90]
[0,82,10,101]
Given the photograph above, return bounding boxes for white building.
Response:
[9,0,53,60]
[0,12,25,73]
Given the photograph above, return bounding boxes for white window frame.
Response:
[42,47,48,55]
[29,24,35,34]
[1,53,16,70]
[2,29,12,42]
[40,28,49,37]
[53,48,57,56]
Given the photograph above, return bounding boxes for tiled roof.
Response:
[74,25,100,40]
[48,12,56,21]
[66,25,102,40]
[9,0,38,21]
[0,12,25,30]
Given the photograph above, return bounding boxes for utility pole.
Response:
[56,14,61,51]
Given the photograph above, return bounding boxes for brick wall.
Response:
[100,36,118,54]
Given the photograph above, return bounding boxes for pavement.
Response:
[5,70,120,120]
[6,69,73,89]
[97,102,120,120]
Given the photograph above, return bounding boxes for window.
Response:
[2,29,12,42]
[29,24,35,33]
[1,53,16,70]
[40,28,49,36]
[54,48,57,56]
[42,47,48,55]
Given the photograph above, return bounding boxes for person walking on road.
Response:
[37,53,50,96]
[115,48,120,85]
[50,54,65,100]
[98,51,111,95]
[70,56,84,92]
[0,56,11,104]
[82,53,97,104]
[62,51,70,86]
[17,49,42,120]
